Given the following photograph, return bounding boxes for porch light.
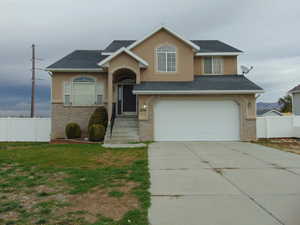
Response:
[141,104,148,111]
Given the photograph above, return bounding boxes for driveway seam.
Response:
[225,143,300,177]
[221,172,285,225]
[185,142,285,225]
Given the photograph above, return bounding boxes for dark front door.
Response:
[122,85,136,113]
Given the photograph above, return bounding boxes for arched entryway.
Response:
[112,68,137,116]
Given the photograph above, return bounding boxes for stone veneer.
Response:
[51,103,102,139]
[138,94,257,142]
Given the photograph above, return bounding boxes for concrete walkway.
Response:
[149,142,300,225]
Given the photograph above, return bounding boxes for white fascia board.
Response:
[45,68,103,72]
[196,52,243,56]
[127,25,200,51]
[133,90,265,95]
[97,47,149,67]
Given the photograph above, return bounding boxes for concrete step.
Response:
[113,129,137,132]
[110,132,139,137]
[104,116,140,144]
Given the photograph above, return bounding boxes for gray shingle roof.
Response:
[102,40,242,53]
[47,40,242,70]
[47,50,108,69]
[103,40,136,52]
[191,40,242,53]
[134,75,263,92]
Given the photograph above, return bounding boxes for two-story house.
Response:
[46,26,263,142]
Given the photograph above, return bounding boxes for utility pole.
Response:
[30,44,35,118]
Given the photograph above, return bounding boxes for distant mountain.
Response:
[256,102,283,115]
[256,102,282,111]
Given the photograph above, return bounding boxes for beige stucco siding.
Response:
[51,72,107,103]
[138,94,257,141]
[108,53,140,75]
[131,29,195,81]
[194,56,238,75]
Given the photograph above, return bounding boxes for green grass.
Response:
[0,142,150,225]
[108,191,125,198]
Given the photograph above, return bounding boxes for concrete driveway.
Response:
[149,142,300,225]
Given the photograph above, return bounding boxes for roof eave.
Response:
[196,52,243,56]
[45,68,103,72]
[288,90,300,94]
[133,90,265,95]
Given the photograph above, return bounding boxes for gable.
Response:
[130,29,195,82]
[109,52,140,73]
[98,47,148,68]
[129,27,199,52]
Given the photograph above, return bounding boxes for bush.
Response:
[88,124,105,142]
[88,106,108,129]
[65,123,81,139]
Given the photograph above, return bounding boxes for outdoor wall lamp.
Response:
[141,104,148,111]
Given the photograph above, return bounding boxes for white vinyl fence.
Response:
[0,116,299,142]
[0,118,51,142]
[256,116,300,138]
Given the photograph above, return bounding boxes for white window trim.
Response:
[202,56,224,75]
[156,45,177,73]
[63,76,104,107]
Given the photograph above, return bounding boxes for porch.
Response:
[105,67,141,144]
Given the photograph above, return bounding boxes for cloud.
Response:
[0,0,299,116]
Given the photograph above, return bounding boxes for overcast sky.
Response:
[0,0,299,116]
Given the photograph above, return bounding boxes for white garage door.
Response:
[154,100,240,141]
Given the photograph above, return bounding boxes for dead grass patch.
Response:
[63,183,139,222]
[255,138,300,155]
[93,150,145,167]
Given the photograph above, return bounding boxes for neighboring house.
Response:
[46,26,263,142]
[256,102,282,112]
[257,109,283,117]
[289,85,300,115]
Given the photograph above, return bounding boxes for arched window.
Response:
[73,77,95,82]
[156,45,176,72]
[64,76,103,106]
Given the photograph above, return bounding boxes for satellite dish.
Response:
[241,65,253,75]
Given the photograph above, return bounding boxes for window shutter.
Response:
[95,83,103,105]
[204,57,213,74]
[213,57,223,74]
[64,81,71,105]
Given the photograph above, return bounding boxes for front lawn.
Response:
[0,142,150,225]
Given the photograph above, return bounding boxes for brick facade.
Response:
[51,103,101,139]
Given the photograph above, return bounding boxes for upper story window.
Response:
[64,76,103,106]
[156,45,176,72]
[203,56,223,74]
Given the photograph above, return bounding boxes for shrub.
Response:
[88,106,108,129]
[65,123,81,139]
[88,124,105,142]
